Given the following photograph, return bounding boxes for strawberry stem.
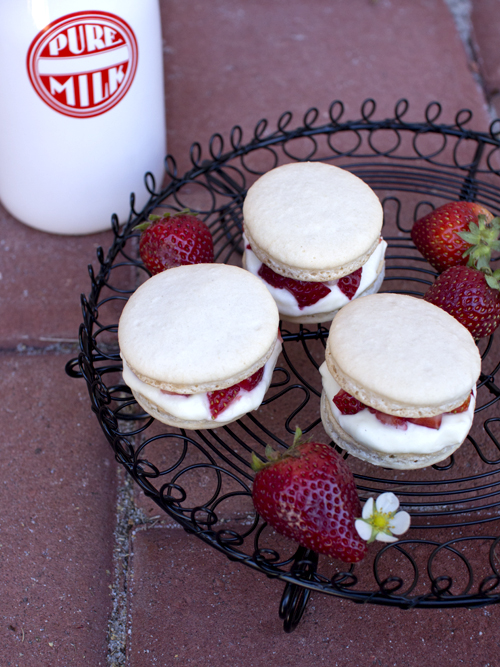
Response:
[250,427,307,474]
[265,444,280,461]
[459,215,500,268]
[292,426,303,449]
[133,208,199,233]
[151,207,197,221]
[250,452,266,472]
[484,268,500,291]
[133,220,152,232]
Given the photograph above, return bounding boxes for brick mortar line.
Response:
[107,464,152,667]
[0,341,121,356]
[0,342,81,356]
[105,419,171,666]
[106,256,158,666]
[444,0,498,123]
[106,468,262,666]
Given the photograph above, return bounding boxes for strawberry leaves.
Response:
[411,201,495,273]
[411,200,500,338]
[458,214,500,271]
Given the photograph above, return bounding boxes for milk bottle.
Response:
[0,0,166,234]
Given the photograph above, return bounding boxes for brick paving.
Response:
[127,527,500,667]
[0,212,120,349]
[0,354,116,666]
[2,1,500,666]
[471,0,500,117]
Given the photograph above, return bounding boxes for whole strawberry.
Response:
[411,201,498,273]
[136,209,214,275]
[251,428,367,563]
[424,264,500,339]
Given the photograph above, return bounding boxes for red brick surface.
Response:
[471,0,500,115]
[127,1,500,661]
[2,0,500,664]
[161,0,491,176]
[127,526,500,667]
[0,205,133,349]
[0,354,116,666]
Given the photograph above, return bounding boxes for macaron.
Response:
[319,293,481,469]
[242,161,386,323]
[118,263,282,429]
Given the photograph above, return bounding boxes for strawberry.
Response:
[251,428,367,563]
[208,386,240,419]
[368,408,442,430]
[136,209,214,275]
[407,415,442,430]
[424,264,500,339]
[257,264,331,308]
[334,390,443,430]
[238,366,265,392]
[368,408,408,430]
[207,367,266,418]
[337,267,362,300]
[449,393,472,414]
[333,389,364,415]
[411,201,499,273]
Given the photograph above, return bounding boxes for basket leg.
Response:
[279,547,318,633]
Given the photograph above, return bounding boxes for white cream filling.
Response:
[122,339,282,423]
[243,236,387,317]
[319,362,476,455]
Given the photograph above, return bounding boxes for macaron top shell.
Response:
[118,263,280,393]
[242,161,383,280]
[325,293,481,416]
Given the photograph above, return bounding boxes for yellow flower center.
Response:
[372,513,390,530]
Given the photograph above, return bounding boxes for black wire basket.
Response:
[67,99,500,632]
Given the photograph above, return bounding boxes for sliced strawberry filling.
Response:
[449,393,472,414]
[367,408,410,430]
[332,389,471,430]
[208,385,240,418]
[257,264,331,309]
[208,366,266,419]
[238,366,265,392]
[337,267,362,300]
[407,415,444,429]
[247,240,364,307]
[333,389,364,415]
[257,262,364,308]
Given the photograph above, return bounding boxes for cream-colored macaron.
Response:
[320,293,481,469]
[242,161,386,323]
[118,263,282,429]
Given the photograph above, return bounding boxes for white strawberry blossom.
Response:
[355,492,411,543]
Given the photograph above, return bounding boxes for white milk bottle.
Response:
[0,0,166,234]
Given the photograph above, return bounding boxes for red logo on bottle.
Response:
[27,11,138,118]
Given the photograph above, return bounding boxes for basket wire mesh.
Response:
[67,99,500,632]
